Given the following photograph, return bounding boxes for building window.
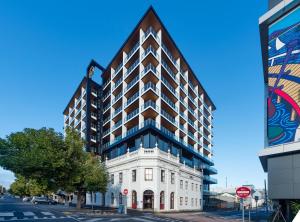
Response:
[145,168,153,181]
[132,170,136,182]
[111,174,114,184]
[195,198,198,207]
[191,183,194,191]
[171,172,175,184]
[161,170,165,182]
[170,192,174,209]
[180,180,183,189]
[185,181,188,190]
[119,172,123,184]
[200,199,202,207]
[180,197,183,206]
[196,184,198,191]
[191,198,194,207]
[111,193,114,205]
[160,191,165,210]
[200,185,202,192]
[119,193,123,205]
[185,197,188,206]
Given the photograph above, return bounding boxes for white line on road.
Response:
[132,217,155,222]
[23,212,35,216]
[0,213,14,217]
[41,212,54,216]
[85,218,104,222]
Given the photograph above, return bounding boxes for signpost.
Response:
[123,189,128,214]
[236,187,251,222]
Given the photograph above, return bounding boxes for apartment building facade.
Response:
[64,7,217,211]
[258,0,300,220]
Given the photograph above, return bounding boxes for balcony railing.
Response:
[112,106,122,118]
[180,96,188,108]
[161,60,179,84]
[112,61,123,78]
[161,43,179,69]
[142,100,159,112]
[124,92,139,108]
[161,109,178,126]
[103,103,111,112]
[124,59,139,78]
[125,75,139,92]
[188,118,196,129]
[203,175,217,184]
[141,63,159,78]
[179,111,187,120]
[141,82,159,95]
[161,93,178,112]
[125,108,139,122]
[103,116,110,123]
[142,45,159,60]
[112,92,123,104]
[142,26,160,43]
[125,125,139,137]
[180,83,187,95]
[91,112,97,119]
[124,41,140,63]
[161,76,178,97]
[103,128,110,136]
[112,77,123,91]
[112,120,122,131]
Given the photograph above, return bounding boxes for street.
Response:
[0,195,270,222]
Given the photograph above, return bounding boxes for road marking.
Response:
[41,212,54,216]
[8,217,17,220]
[23,212,35,216]
[0,218,3,221]
[132,217,154,222]
[85,218,104,222]
[0,213,14,217]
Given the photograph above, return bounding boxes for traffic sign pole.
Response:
[236,187,251,222]
[242,199,244,222]
[123,189,128,215]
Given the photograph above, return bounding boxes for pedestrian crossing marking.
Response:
[41,212,54,216]
[23,212,35,216]
[0,213,13,217]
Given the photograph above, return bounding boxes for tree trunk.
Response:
[76,191,82,209]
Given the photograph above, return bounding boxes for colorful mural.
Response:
[267,7,300,146]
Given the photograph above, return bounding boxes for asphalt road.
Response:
[0,195,184,222]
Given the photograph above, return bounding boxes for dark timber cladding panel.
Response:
[268,154,300,199]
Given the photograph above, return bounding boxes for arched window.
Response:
[119,192,123,205]
[111,193,114,205]
[143,190,154,209]
[170,192,174,209]
[160,191,165,210]
[132,190,137,209]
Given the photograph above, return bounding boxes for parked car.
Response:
[31,197,57,205]
[22,197,31,202]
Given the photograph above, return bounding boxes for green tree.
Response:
[10,175,28,197]
[0,127,108,209]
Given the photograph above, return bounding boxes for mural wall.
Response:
[267,6,300,146]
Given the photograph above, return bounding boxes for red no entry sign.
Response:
[236,186,251,198]
[123,189,128,195]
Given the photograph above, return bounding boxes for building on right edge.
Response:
[258,0,300,220]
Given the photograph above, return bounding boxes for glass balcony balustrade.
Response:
[161,76,178,97]
[124,41,140,63]
[161,43,179,69]
[124,92,139,108]
[141,63,159,78]
[161,60,179,84]
[161,93,178,112]
[124,59,140,78]
[142,26,160,43]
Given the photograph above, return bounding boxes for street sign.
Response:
[236,186,251,199]
[123,189,128,195]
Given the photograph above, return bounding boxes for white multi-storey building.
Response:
[65,7,217,211]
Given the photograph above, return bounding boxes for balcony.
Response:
[141,63,159,79]
[91,90,98,97]
[112,61,123,79]
[142,26,160,44]
[203,175,217,184]
[124,41,140,63]
[124,59,139,79]
[161,76,178,98]
[161,92,178,112]
[124,92,139,108]
[112,106,122,119]
[103,79,110,89]
[141,100,159,113]
[180,96,188,108]
[103,116,110,124]
[90,135,97,143]
[179,111,187,120]
[103,103,111,112]
[124,75,139,93]
[180,83,187,95]
[112,92,123,105]
[141,45,159,61]
[124,125,139,138]
[91,124,97,132]
[125,108,139,122]
[112,77,123,91]
[141,82,159,96]
[161,60,179,85]
[112,120,122,131]
[161,43,179,70]
[91,112,97,120]
[161,109,178,127]
[202,165,218,174]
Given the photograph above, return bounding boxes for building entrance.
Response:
[143,190,154,209]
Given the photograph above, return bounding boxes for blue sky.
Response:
[0,0,267,189]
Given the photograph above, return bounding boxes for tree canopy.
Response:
[0,127,108,208]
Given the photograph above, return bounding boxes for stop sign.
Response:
[236,186,251,198]
[123,189,128,195]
